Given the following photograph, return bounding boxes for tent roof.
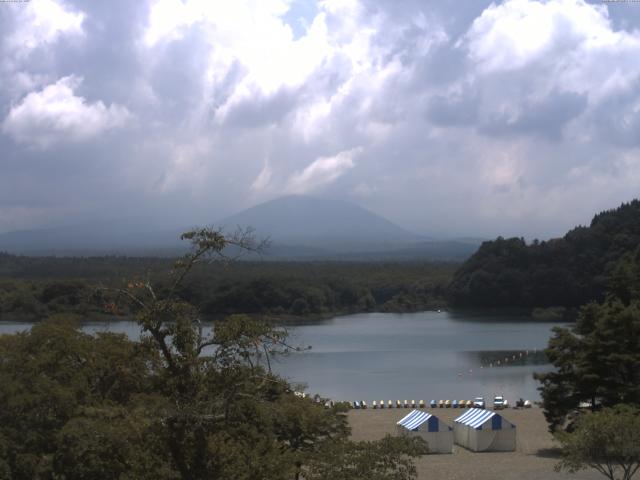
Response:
[397,410,433,430]
[454,408,498,429]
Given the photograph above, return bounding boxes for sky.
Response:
[1,0,640,239]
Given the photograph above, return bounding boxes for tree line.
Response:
[0,255,454,321]
[448,200,640,309]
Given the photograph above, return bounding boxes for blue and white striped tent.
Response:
[396,410,453,453]
[453,408,516,452]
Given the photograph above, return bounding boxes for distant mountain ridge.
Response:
[219,195,422,246]
[0,219,182,255]
[0,195,479,260]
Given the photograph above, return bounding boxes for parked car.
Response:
[493,395,505,410]
[473,397,485,409]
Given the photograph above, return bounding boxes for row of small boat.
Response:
[348,399,533,409]
[350,399,478,409]
[438,400,484,408]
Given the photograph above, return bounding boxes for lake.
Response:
[0,310,562,404]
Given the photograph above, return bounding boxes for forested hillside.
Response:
[448,200,640,308]
[0,254,454,321]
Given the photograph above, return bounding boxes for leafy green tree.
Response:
[306,435,428,480]
[53,406,172,480]
[0,227,427,479]
[608,247,640,305]
[535,298,640,431]
[0,316,161,479]
[536,246,640,431]
[555,405,640,480]
[290,297,310,315]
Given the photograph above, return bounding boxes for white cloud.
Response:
[286,146,361,194]
[2,76,131,148]
[463,0,610,72]
[144,0,332,129]
[145,0,307,99]
[462,0,640,99]
[144,0,292,48]
[143,0,435,135]
[7,0,84,52]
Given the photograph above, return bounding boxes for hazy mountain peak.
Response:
[0,195,482,260]
[219,195,420,245]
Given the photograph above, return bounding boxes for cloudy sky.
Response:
[1,0,640,239]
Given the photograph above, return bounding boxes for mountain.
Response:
[0,219,183,256]
[0,195,479,260]
[218,195,421,247]
[448,199,640,309]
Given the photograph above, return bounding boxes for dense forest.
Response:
[448,200,640,310]
[0,253,454,321]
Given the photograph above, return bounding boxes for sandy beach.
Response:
[348,407,602,480]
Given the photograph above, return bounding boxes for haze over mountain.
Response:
[0,195,479,260]
[219,195,421,246]
[0,219,183,257]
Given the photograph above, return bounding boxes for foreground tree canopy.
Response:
[555,405,640,480]
[535,247,640,432]
[0,228,427,480]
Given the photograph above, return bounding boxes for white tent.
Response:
[396,409,453,454]
[453,408,516,452]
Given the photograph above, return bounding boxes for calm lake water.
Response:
[0,311,562,403]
